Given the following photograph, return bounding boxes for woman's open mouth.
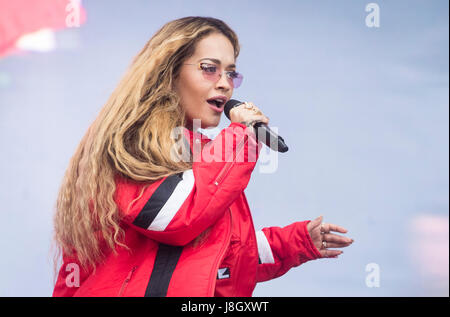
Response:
[206,96,227,113]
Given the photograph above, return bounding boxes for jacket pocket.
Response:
[217,231,241,277]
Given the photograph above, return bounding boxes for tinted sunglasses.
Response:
[184,62,243,88]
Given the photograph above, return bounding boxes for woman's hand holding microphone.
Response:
[229,101,269,127]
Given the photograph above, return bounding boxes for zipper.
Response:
[242,193,260,287]
[118,265,137,297]
[213,134,248,186]
[207,208,232,296]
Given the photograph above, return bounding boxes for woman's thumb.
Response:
[311,215,323,227]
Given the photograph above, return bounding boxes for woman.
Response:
[52,16,353,297]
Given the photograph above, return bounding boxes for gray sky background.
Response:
[0,0,448,296]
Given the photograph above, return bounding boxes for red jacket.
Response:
[52,122,321,297]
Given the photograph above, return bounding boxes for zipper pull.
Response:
[118,266,138,296]
[126,266,138,282]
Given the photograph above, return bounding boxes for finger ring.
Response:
[244,102,253,109]
[322,240,327,249]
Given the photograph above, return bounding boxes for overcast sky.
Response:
[0,0,448,296]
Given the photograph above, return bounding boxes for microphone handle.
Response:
[224,99,289,153]
[253,122,289,153]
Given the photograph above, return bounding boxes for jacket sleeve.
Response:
[255,221,322,283]
[115,122,262,246]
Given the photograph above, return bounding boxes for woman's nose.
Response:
[215,72,232,91]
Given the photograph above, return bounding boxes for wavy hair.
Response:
[53,16,240,272]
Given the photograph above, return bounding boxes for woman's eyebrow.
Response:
[198,57,236,68]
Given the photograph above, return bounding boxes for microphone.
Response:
[224,99,289,153]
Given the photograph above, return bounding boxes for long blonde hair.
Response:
[53,16,240,271]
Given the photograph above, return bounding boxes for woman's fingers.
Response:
[231,101,270,126]
[322,241,351,249]
[305,217,354,258]
[320,249,343,258]
[311,216,323,228]
[307,216,323,235]
[322,233,353,245]
[253,115,269,125]
[306,216,354,258]
[321,222,348,234]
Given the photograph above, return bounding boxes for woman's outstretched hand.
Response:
[307,216,354,258]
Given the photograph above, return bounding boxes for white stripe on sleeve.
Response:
[148,169,195,231]
[255,230,275,264]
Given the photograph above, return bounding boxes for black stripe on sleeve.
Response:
[132,172,183,229]
[145,244,183,297]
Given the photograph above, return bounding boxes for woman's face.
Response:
[174,32,236,130]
